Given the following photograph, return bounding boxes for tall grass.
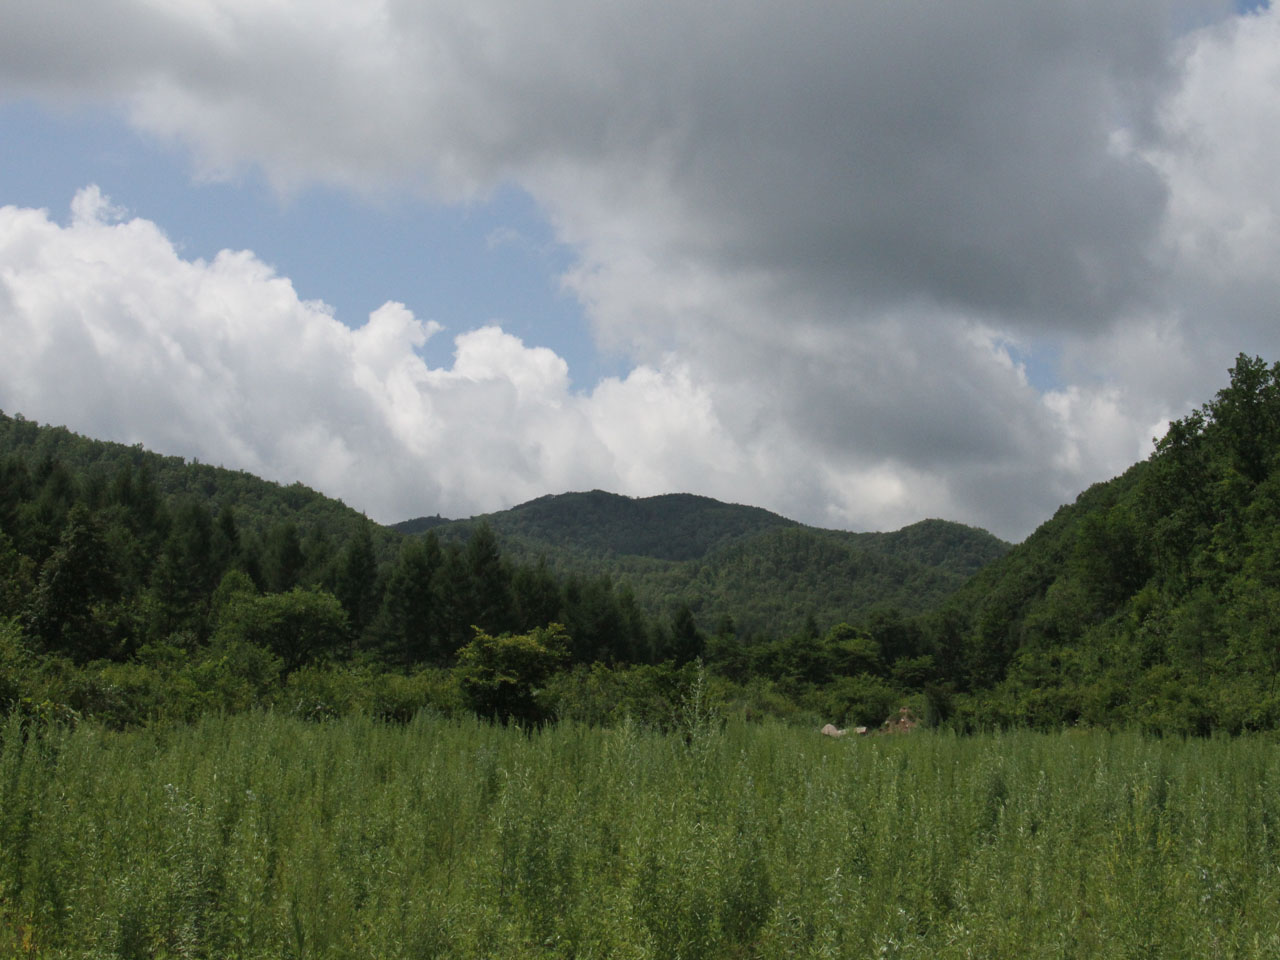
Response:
[3,711,1280,958]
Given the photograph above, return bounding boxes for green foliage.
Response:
[26,504,121,661]
[667,603,706,665]
[408,489,800,561]
[826,622,883,675]
[457,623,570,724]
[376,534,445,664]
[921,354,1280,731]
[17,350,1280,736]
[330,520,381,639]
[819,672,899,727]
[418,491,1010,638]
[214,587,350,672]
[548,659,725,729]
[0,411,397,560]
[0,617,32,712]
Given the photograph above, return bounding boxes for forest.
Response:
[3,354,1280,735]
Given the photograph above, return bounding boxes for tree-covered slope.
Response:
[405,491,1009,637]
[395,490,799,562]
[0,411,393,554]
[12,354,1280,736]
[0,411,668,682]
[924,355,1280,733]
[675,521,1009,637]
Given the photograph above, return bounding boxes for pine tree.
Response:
[334,521,380,642]
[378,534,444,664]
[27,504,118,660]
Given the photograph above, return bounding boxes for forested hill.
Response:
[398,492,1009,637]
[394,490,798,562]
[400,490,799,562]
[0,411,395,558]
[913,354,1280,734]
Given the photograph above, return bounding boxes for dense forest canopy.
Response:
[3,354,1280,733]
[406,492,1008,637]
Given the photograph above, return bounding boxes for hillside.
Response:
[400,491,1009,637]
[0,411,395,557]
[394,490,797,562]
[917,354,1280,733]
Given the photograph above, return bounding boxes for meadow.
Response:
[3,709,1280,959]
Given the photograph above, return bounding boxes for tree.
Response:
[562,574,625,663]
[377,535,444,664]
[148,499,219,637]
[457,623,569,724]
[865,606,922,665]
[825,622,882,677]
[0,529,35,618]
[1070,506,1150,613]
[333,521,380,640]
[667,604,705,666]
[263,522,306,593]
[214,587,350,673]
[1208,354,1280,485]
[511,557,563,634]
[26,504,119,661]
[464,522,513,634]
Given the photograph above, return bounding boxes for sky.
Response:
[1,1,1278,542]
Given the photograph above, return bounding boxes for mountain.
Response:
[399,490,1010,637]
[393,514,454,536]
[395,490,798,562]
[921,354,1280,734]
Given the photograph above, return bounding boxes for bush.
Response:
[818,673,900,728]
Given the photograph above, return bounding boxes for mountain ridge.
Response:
[395,488,1010,637]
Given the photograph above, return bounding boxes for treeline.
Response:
[9,354,1280,736]
[0,412,976,731]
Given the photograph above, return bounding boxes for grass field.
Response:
[3,709,1280,958]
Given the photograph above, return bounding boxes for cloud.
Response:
[0,189,1081,537]
[0,0,1204,321]
[6,2,1280,540]
[0,190,798,526]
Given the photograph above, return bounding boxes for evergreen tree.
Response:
[264,522,306,593]
[27,504,118,660]
[668,603,705,666]
[334,521,380,641]
[148,499,220,638]
[511,557,563,633]
[465,522,514,634]
[377,534,444,664]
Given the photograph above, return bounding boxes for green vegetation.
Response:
[406,491,1009,637]
[0,406,1007,733]
[915,354,1280,734]
[4,713,1279,958]
[0,412,393,556]
[6,353,1280,735]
